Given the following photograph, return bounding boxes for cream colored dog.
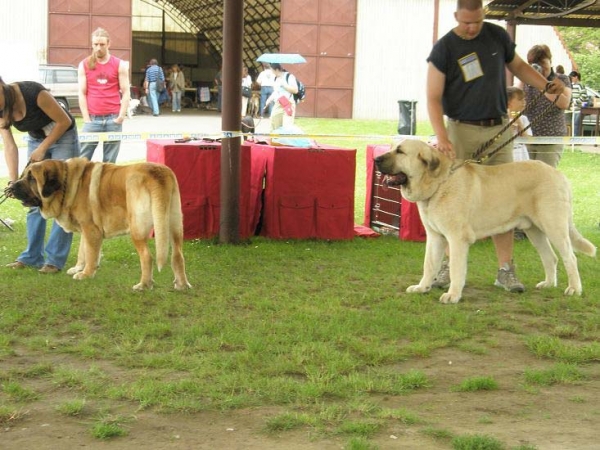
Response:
[374,139,596,304]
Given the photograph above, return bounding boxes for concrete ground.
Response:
[2,110,598,178]
[1,108,273,177]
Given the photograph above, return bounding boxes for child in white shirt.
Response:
[507,86,531,162]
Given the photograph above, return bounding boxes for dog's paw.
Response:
[535,280,556,290]
[133,281,153,291]
[72,271,93,280]
[66,265,84,275]
[173,279,192,290]
[563,286,582,296]
[439,292,461,304]
[406,284,430,293]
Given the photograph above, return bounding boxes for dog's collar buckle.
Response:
[450,159,480,174]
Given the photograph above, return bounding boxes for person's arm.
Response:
[426,62,453,158]
[282,73,298,95]
[507,55,571,109]
[510,55,569,109]
[115,60,131,124]
[265,83,277,107]
[551,83,571,110]
[0,126,19,182]
[28,90,73,163]
[509,54,565,96]
[144,68,150,94]
[78,61,91,123]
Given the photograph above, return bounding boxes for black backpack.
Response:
[286,73,306,103]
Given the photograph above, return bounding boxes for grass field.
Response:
[0,119,599,449]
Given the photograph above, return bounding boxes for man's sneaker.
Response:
[494,262,525,293]
[432,260,450,289]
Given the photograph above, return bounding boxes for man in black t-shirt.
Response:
[425,0,564,293]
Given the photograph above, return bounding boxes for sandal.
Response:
[6,261,27,269]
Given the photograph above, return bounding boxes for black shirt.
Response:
[10,81,74,140]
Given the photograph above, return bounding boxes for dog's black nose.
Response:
[374,155,383,163]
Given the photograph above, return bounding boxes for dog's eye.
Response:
[395,147,404,154]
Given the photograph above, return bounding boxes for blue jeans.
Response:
[80,113,122,162]
[17,127,80,269]
[172,91,182,111]
[260,86,273,116]
[573,111,582,136]
[148,81,159,115]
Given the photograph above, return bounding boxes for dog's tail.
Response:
[570,224,597,257]
[150,171,177,272]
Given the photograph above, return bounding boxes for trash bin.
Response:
[397,100,417,135]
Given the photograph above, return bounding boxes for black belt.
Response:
[451,117,505,127]
[90,113,118,119]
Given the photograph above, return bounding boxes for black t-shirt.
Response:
[11,81,74,139]
[427,22,516,121]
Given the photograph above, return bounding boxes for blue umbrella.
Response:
[256,53,306,64]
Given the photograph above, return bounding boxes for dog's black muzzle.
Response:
[7,181,42,208]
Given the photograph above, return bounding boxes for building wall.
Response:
[352,0,572,122]
[0,0,47,82]
[514,25,572,73]
[1,0,573,121]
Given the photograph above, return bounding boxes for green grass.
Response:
[0,118,599,446]
[452,433,505,450]
[90,413,130,439]
[2,381,40,402]
[452,376,499,392]
[523,363,585,386]
[56,398,87,416]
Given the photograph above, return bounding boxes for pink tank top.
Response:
[83,55,122,115]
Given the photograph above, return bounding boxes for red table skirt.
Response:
[251,143,356,240]
[364,144,426,241]
[146,140,356,240]
[146,140,263,239]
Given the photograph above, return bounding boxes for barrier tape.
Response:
[12,131,600,146]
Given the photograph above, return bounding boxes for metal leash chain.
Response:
[1,160,33,204]
[468,83,559,164]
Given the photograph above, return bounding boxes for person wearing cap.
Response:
[568,70,588,136]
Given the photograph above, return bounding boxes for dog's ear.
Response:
[41,166,63,198]
[428,155,441,172]
[417,149,440,173]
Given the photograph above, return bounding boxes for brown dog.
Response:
[248,92,260,117]
[10,158,191,291]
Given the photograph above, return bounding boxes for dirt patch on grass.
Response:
[2,331,599,449]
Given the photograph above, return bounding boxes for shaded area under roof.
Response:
[151,0,281,64]
[485,0,600,27]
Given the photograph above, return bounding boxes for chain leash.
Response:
[452,83,560,172]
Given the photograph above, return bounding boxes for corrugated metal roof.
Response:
[485,0,600,27]
[151,0,281,64]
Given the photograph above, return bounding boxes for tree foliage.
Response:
[559,27,600,88]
